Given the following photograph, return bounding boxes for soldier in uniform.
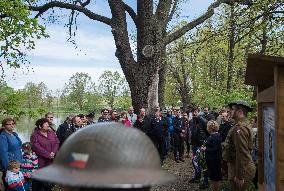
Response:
[32,123,175,191]
[222,100,256,191]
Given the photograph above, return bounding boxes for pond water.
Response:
[15,113,73,142]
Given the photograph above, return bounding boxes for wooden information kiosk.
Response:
[245,54,284,191]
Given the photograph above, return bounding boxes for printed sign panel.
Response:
[263,105,276,191]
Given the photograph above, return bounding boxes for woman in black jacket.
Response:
[202,120,222,191]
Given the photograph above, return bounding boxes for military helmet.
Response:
[228,100,253,112]
[32,123,175,189]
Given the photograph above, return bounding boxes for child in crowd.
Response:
[202,120,222,191]
[5,160,29,191]
[21,142,38,190]
[121,112,132,127]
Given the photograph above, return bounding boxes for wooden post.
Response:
[257,89,264,185]
[275,66,284,190]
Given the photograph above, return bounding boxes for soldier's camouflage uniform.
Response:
[223,118,256,191]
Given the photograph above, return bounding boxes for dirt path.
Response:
[151,154,210,191]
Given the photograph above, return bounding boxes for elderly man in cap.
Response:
[32,123,175,191]
[223,100,256,191]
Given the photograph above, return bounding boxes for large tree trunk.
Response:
[134,0,165,114]
[109,0,165,114]
[128,60,160,115]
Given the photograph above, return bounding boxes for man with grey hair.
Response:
[133,108,150,134]
[45,112,56,132]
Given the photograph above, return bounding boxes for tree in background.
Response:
[0,70,132,118]
[83,90,105,113]
[21,82,50,117]
[37,82,48,107]
[164,77,181,108]
[29,0,252,113]
[0,80,26,116]
[0,0,47,76]
[63,72,92,110]
[23,82,46,109]
[45,92,54,109]
[167,36,193,110]
[98,70,130,109]
[164,0,283,109]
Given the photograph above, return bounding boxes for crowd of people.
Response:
[0,102,258,191]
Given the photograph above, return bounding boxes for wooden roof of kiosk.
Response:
[245,54,284,87]
[245,54,284,191]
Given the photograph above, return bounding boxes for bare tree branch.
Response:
[166,28,228,55]
[165,0,232,44]
[236,4,283,29]
[272,11,284,14]
[79,0,91,7]
[235,21,263,43]
[30,1,111,25]
[10,46,24,56]
[108,0,137,79]
[122,1,138,26]
[66,9,79,45]
[167,0,179,24]
[0,14,7,19]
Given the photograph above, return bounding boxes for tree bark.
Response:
[180,51,190,110]
[158,49,167,110]
[260,9,268,55]
[109,0,166,114]
[181,88,190,111]
[226,4,235,92]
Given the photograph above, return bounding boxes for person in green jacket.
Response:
[223,100,256,191]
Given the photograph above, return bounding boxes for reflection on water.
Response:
[15,113,72,142]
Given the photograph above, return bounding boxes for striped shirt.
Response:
[20,152,38,179]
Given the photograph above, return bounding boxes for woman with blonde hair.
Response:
[202,120,222,191]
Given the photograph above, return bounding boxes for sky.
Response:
[5,0,214,94]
